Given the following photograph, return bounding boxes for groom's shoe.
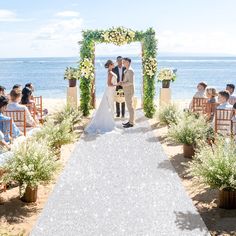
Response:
[123,123,133,128]
[122,121,130,126]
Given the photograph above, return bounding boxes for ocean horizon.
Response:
[0,56,235,100]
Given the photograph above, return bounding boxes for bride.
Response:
[85,60,117,134]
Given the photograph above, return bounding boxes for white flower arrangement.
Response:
[79,58,94,79]
[143,57,157,77]
[157,68,176,82]
[115,89,125,103]
[64,67,79,80]
[102,27,136,46]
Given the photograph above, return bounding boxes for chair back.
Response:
[204,102,219,120]
[0,119,13,140]
[3,110,26,136]
[25,103,37,120]
[192,98,208,114]
[33,96,43,120]
[214,109,234,135]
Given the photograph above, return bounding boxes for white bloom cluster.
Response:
[157,68,176,82]
[143,57,157,77]
[102,27,135,46]
[79,58,94,79]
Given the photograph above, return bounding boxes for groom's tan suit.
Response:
[122,67,135,125]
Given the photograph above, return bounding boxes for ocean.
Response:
[0,56,235,100]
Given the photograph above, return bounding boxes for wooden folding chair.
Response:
[3,110,26,136]
[214,109,234,136]
[192,98,208,114]
[204,102,219,120]
[0,119,12,140]
[33,96,43,122]
[25,103,37,120]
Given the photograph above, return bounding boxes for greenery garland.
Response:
[78,27,158,118]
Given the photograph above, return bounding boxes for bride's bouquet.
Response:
[115,89,125,103]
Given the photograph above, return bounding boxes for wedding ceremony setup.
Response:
[1,1,236,235]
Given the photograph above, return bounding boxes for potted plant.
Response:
[3,139,58,202]
[64,67,79,87]
[168,114,210,158]
[187,137,236,209]
[157,68,177,88]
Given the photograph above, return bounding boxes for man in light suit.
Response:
[112,56,126,118]
[119,57,135,128]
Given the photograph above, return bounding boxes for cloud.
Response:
[0,9,17,21]
[55,11,80,18]
[158,30,236,55]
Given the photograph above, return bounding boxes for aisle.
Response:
[31,109,209,236]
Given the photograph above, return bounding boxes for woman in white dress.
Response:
[85,60,117,134]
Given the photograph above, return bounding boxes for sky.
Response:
[0,0,236,58]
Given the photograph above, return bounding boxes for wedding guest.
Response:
[226,84,236,105]
[7,89,37,127]
[12,84,22,90]
[189,82,207,109]
[21,87,34,105]
[23,83,34,98]
[112,56,126,118]
[206,87,218,103]
[193,82,207,98]
[217,90,233,109]
[0,86,6,96]
[0,95,22,142]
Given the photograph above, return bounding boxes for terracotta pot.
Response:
[162,80,170,88]
[69,79,77,87]
[219,189,236,209]
[183,144,195,158]
[21,185,38,203]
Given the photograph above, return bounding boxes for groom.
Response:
[119,57,135,128]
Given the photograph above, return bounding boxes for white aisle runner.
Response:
[31,109,209,236]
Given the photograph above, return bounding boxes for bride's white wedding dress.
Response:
[85,71,117,134]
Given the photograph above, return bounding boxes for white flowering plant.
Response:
[3,139,58,196]
[157,68,176,82]
[102,27,135,46]
[79,58,94,79]
[64,67,79,80]
[143,57,157,77]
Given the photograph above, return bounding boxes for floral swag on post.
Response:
[78,26,158,118]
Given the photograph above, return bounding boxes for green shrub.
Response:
[3,139,58,195]
[187,137,236,190]
[34,119,77,153]
[157,104,181,126]
[168,113,211,145]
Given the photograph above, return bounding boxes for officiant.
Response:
[112,56,126,118]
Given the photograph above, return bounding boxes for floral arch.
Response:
[78,27,157,118]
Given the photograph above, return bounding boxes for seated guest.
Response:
[226,84,236,105]
[193,82,207,98]
[217,90,233,109]
[7,89,37,127]
[21,87,34,105]
[232,103,236,136]
[206,87,218,103]
[12,84,22,90]
[189,82,208,109]
[0,86,6,96]
[0,96,22,142]
[22,83,34,99]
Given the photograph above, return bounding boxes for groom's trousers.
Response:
[125,93,135,125]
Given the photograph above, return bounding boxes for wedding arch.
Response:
[78,27,157,118]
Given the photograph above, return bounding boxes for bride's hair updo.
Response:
[104,60,114,68]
